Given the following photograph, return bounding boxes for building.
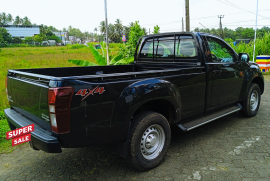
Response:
[0,25,40,38]
[69,36,75,42]
[52,31,68,44]
[235,39,251,46]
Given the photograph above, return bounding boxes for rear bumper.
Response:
[4,108,62,153]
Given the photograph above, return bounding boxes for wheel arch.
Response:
[251,77,264,95]
[132,99,179,125]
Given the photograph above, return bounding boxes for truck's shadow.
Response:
[3,112,245,180]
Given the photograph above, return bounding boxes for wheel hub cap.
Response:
[250,90,259,111]
[146,134,157,148]
[140,124,165,160]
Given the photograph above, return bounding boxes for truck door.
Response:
[203,36,244,109]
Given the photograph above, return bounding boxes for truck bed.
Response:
[8,63,199,81]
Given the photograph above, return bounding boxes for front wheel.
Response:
[240,83,261,117]
[127,111,171,170]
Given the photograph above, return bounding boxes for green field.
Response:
[0,45,97,153]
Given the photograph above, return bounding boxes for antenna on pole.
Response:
[104,0,110,65]
[253,0,259,62]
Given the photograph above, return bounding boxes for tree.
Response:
[48,35,61,43]
[118,21,145,58]
[13,16,23,25]
[46,31,53,37]
[115,19,123,37]
[129,22,134,27]
[0,27,12,43]
[94,28,97,35]
[108,24,120,42]
[153,25,160,34]
[0,12,13,25]
[22,16,31,25]
[99,21,106,34]
[34,34,44,44]
[142,28,147,36]
[24,36,33,44]
[12,37,22,44]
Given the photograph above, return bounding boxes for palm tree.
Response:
[108,24,119,42]
[22,16,31,25]
[0,12,13,25]
[13,16,22,25]
[114,19,123,36]
[99,21,106,34]
[7,14,13,24]
[94,28,97,35]
[129,22,134,27]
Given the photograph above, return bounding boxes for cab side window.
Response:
[206,37,236,63]
[140,38,153,58]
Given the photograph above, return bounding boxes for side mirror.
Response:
[239,53,250,62]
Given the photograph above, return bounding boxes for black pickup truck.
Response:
[5,32,264,170]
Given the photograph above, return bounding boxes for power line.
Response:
[217,0,269,18]
[159,24,270,32]
[141,9,270,27]
[199,22,206,28]
[198,17,270,28]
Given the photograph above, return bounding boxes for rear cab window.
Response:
[138,34,199,64]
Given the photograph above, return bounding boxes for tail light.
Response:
[48,87,74,134]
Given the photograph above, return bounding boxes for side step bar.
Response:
[178,104,242,132]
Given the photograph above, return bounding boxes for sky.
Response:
[1,0,270,33]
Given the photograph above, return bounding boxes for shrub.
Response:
[68,44,86,49]
[229,32,270,61]
[110,54,123,65]
[89,45,107,65]
[114,57,134,65]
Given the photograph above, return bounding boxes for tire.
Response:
[127,111,171,170]
[240,83,261,117]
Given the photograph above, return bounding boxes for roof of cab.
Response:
[142,31,196,38]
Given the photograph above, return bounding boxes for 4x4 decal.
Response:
[76,85,105,101]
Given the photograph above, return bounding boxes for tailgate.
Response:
[7,73,51,130]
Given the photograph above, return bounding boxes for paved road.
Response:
[1,77,270,181]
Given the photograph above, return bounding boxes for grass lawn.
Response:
[0,45,96,153]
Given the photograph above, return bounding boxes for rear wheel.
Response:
[127,111,171,170]
[240,83,261,117]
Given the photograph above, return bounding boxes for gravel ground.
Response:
[0,76,270,181]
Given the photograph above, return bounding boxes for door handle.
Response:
[213,70,222,74]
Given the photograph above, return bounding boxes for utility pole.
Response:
[253,0,259,62]
[149,28,150,35]
[218,15,225,39]
[104,0,110,65]
[185,0,190,32]
[182,17,184,31]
